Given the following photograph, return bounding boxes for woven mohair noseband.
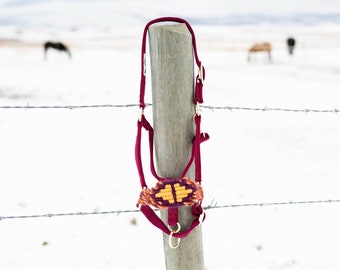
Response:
[138,177,204,209]
[135,17,209,248]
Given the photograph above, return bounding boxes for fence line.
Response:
[1,199,340,221]
[0,103,145,110]
[0,103,340,114]
[201,105,340,113]
[1,103,340,222]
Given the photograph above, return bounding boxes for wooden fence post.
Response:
[148,23,205,270]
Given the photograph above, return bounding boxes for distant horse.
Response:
[248,42,272,62]
[44,41,71,60]
[287,37,296,55]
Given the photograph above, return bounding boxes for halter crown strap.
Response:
[139,17,205,109]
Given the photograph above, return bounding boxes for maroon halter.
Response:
[135,17,209,243]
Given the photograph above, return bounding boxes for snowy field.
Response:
[1,4,340,269]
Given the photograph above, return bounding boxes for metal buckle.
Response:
[139,107,144,122]
[198,63,204,85]
[195,103,200,116]
[198,209,205,225]
[168,222,181,249]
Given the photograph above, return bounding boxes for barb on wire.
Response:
[1,199,340,221]
[201,105,340,114]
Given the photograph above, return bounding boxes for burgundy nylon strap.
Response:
[139,17,205,109]
[140,204,206,238]
[135,114,164,189]
[135,17,208,239]
[167,208,178,227]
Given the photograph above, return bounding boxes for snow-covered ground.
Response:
[1,1,340,269]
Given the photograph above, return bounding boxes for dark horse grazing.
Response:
[44,41,71,60]
[287,37,296,55]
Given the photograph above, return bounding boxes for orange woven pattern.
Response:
[138,177,203,209]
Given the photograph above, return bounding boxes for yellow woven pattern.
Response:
[137,177,203,209]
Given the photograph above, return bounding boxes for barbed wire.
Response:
[0,209,140,220]
[1,103,339,220]
[1,199,340,221]
[201,105,340,113]
[0,103,340,114]
[0,103,144,110]
[203,199,340,209]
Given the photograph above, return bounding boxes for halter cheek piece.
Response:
[135,17,209,247]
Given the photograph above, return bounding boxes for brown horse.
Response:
[247,42,272,62]
[44,41,71,60]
